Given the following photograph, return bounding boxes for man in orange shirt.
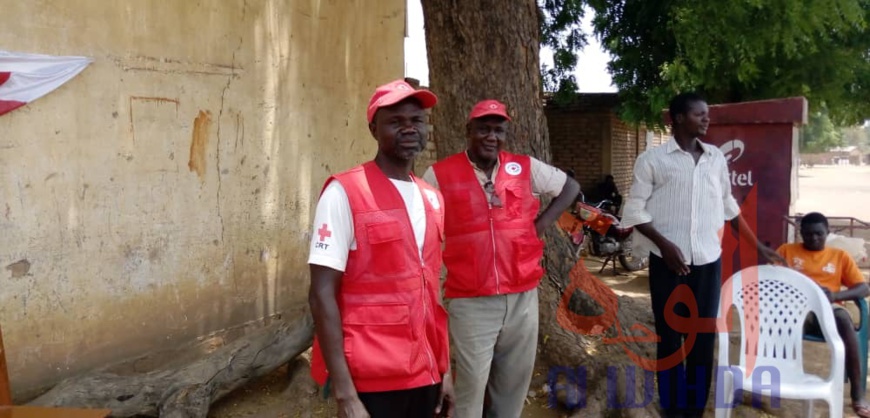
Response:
[777,212,870,417]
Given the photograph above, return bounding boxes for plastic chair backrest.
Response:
[723,265,840,373]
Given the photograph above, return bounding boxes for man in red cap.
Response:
[308,79,454,418]
[423,99,580,417]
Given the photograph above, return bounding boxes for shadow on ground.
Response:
[208,257,868,417]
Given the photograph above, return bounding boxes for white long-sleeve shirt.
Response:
[621,138,741,265]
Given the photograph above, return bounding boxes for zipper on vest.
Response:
[405,181,437,384]
[489,209,500,295]
[421,268,436,384]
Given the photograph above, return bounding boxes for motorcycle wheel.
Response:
[616,233,648,272]
[618,253,649,272]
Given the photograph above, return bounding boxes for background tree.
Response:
[801,110,846,153]
[420,0,549,160]
[421,1,850,415]
[422,1,662,415]
[539,0,586,100]
[842,124,870,152]
[544,0,870,126]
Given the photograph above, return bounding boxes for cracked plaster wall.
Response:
[0,0,404,397]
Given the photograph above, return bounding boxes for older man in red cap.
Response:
[308,79,454,418]
[423,99,580,417]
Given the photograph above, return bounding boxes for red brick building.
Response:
[545,93,666,205]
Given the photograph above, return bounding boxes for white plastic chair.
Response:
[716,265,845,418]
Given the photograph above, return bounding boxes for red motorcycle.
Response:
[563,194,649,275]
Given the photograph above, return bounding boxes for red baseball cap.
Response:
[468,99,512,121]
[367,79,438,123]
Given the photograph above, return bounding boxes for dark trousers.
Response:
[358,384,441,418]
[648,254,721,417]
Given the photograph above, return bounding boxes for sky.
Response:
[403,0,616,92]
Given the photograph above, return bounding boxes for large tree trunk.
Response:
[27,314,314,418]
[539,231,661,416]
[422,1,661,416]
[421,0,549,161]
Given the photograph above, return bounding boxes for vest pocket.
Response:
[511,234,544,284]
[443,241,482,292]
[503,183,528,218]
[449,189,477,224]
[344,303,414,379]
[365,221,411,275]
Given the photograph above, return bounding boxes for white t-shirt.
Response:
[307,179,427,272]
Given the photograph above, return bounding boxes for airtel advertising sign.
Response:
[699,98,806,253]
[718,139,755,187]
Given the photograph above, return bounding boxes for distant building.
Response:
[543,93,667,200]
[801,145,864,166]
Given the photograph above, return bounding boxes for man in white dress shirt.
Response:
[621,92,782,418]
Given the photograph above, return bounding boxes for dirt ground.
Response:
[210,164,870,417]
[210,262,868,418]
[795,164,870,268]
[795,165,870,221]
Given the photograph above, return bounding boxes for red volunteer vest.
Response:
[432,151,544,298]
[309,161,449,393]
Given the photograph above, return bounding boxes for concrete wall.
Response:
[0,0,404,397]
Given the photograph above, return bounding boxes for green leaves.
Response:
[801,109,845,153]
[540,0,586,95]
[540,0,870,126]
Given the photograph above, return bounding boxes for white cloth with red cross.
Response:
[307,178,431,272]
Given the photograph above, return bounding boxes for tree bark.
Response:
[539,233,660,416]
[422,1,661,415]
[421,0,550,161]
[28,313,314,418]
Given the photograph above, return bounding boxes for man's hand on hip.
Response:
[534,219,546,238]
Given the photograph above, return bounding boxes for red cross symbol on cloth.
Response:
[317,223,332,242]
